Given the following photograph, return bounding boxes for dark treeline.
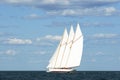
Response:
[0,71,120,80]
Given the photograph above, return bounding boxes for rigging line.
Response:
[60,35,82,46]
[65,35,82,45]
[60,40,72,46]
[73,35,83,43]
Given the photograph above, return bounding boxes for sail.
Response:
[60,25,75,68]
[47,28,68,68]
[66,24,83,68]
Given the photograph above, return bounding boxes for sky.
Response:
[0,0,120,71]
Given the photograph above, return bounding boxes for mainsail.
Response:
[47,23,83,72]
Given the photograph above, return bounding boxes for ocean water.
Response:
[0,71,120,80]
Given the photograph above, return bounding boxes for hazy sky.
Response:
[0,0,120,71]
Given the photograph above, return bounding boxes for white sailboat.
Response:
[47,23,83,72]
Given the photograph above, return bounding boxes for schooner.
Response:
[47,23,83,72]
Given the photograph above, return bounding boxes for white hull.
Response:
[47,68,74,72]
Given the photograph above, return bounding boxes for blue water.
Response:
[0,71,120,80]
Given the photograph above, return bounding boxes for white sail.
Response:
[66,24,83,68]
[54,29,68,68]
[47,28,68,68]
[60,25,75,68]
